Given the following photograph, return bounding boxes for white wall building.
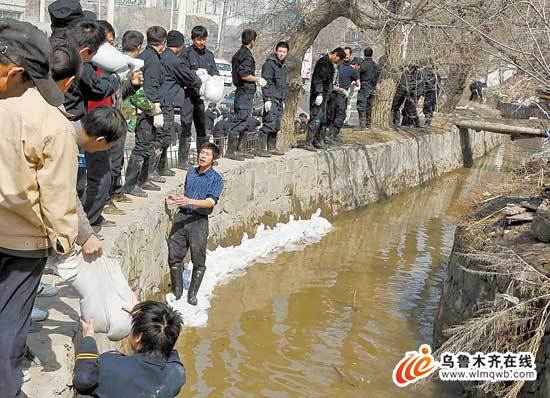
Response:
[0,0,26,19]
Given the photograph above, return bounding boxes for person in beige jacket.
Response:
[0,19,78,397]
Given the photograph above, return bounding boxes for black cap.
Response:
[48,0,84,29]
[0,18,64,106]
[82,10,97,22]
[167,30,184,47]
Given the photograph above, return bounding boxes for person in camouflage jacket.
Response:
[121,87,155,132]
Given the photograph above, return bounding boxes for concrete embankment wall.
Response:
[104,128,502,299]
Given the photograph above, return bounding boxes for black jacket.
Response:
[212,114,234,136]
[359,58,379,93]
[232,45,256,95]
[179,45,219,76]
[64,63,121,121]
[140,46,166,104]
[397,66,420,95]
[261,53,287,102]
[161,47,202,106]
[310,55,335,98]
[73,336,185,398]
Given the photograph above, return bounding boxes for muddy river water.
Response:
[176,141,537,398]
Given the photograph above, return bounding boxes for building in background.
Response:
[0,0,26,20]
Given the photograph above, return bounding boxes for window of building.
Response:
[0,10,22,19]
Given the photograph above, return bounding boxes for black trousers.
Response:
[168,212,209,269]
[181,92,206,140]
[132,113,155,159]
[307,93,329,140]
[83,150,111,225]
[156,104,175,147]
[357,86,375,125]
[109,129,127,198]
[0,254,46,398]
[327,92,347,130]
[261,100,283,135]
[423,90,437,118]
[232,93,254,135]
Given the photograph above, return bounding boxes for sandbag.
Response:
[203,76,224,103]
[91,42,144,74]
[57,253,133,341]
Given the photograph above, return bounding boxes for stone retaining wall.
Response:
[104,127,502,299]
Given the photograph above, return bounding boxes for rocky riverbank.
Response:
[434,149,550,397]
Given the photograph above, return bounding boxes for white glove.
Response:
[153,103,162,116]
[199,81,207,98]
[283,102,285,110]
[153,113,164,128]
[196,68,208,77]
[342,90,350,98]
[314,95,323,106]
[264,100,272,113]
[258,77,267,87]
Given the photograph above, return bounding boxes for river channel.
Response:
[176,141,537,398]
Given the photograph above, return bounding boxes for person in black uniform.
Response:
[157,30,203,175]
[74,301,185,398]
[304,47,346,151]
[356,47,379,129]
[326,54,360,143]
[391,64,420,128]
[256,41,289,157]
[123,26,167,198]
[205,103,221,136]
[179,26,219,155]
[422,65,440,127]
[469,80,485,102]
[228,29,267,161]
[48,2,122,229]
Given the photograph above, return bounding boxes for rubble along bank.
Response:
[433,151,550,398]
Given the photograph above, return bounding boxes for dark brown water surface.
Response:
[177,141,537,398]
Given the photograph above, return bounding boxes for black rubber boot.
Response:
[123,155,144,195]
[392,111,401,128]
[226,131,244,161]
[149,143,166,183]
[242,132,254,159]
[177,136,192,169]
[331,127,343,144]
[304,127,317,152]
[169,263,184,300]
[159,146,176,177]
[187,266,205,306]
[255,132,271,158]
[267,133,284,155]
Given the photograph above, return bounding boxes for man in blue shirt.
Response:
[166,142,224,305]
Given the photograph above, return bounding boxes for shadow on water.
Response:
[176,140,540,398]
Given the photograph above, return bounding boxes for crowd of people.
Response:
[0,0,454,395]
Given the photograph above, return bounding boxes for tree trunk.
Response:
[369,0,405,128]
[439,63,471,113]
[371,24,404,128]
[278,4,344,151]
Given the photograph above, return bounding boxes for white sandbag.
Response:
[91,42,144,74]
[57,254,133,341]
[203,76,224,103]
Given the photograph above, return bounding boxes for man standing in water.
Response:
[166,143,224,306]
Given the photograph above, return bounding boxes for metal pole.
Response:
[39,0,46,22]
[216,0,226,57]
[177,0,187,33]
[107,0,115,25]
[170,0,175,30]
